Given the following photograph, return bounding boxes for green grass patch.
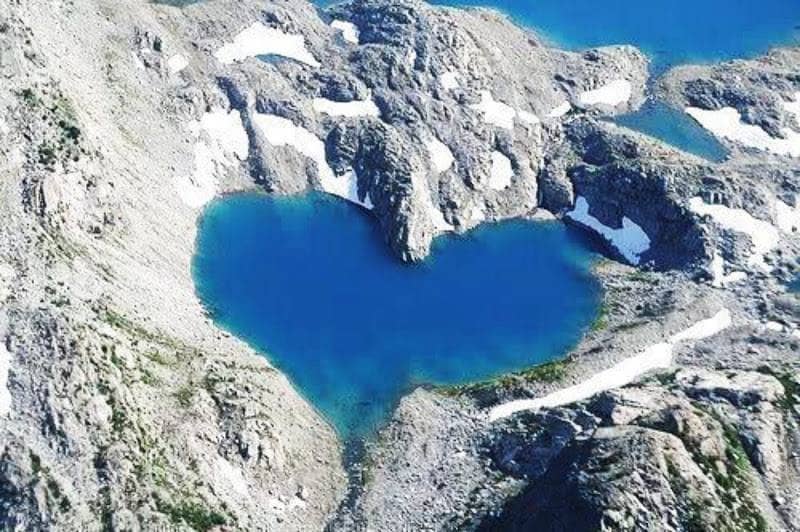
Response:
[156,498,226,531]
[756,366,798,411]
[438,359,571,397]
[174,385,195,408]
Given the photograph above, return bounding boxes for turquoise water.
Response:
[437,0,800,70]
[193,193,599,438]
[614,101,728,162]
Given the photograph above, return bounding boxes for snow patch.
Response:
[468,203,486,223]
[426,137,454,174]
[489,309,732,421]
[689,197,780,270]
[488,151,513,190]
[516,110,540,125]
[312,97,380,118]
[548,100,572,118]
[470,91,517,130]
[670,309,732,343]
[252,113,371,209]
[489,343,673,420]
[709,254,747,288]
[578,79,632,107]
[167,54,188,73]
[685,106,800,158]
[566,196,650,265]
[440,71,459,91]
[215,22,320,67]
[469,91,541,129]
[189,110,250,159]
[766,321,784,332]
[775,198,800,233]
[330,20,359,44]
[175,109,249,208]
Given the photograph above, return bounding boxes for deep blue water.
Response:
[193,193,599,438]
[436,0,800,71]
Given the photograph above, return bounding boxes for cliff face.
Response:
[1,0,799,530]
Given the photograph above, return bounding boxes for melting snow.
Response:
[440,71,459,91]
[548,101,572,118]
[167,54,188,73]
[578,79,632,107]
[312,97,380,118]
[330,20,359,44]
[516,110,540,125]
[689,197,780,270]
[426,137,454,174]
[670,309,732,343]
[489,309,732,421]
[685,107,800,158]
[175,109,249,208]
[488,151,513,190]
[252,113,371,209]
[566,196,651,265]
[215,22,320,67]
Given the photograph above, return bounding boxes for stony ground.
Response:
[0,0,798,530]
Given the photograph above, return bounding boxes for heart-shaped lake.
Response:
[193,193,600,438]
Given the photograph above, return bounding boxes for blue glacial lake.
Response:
[438,0,800,71]
[193,193,600,438]
[434,0,800,161]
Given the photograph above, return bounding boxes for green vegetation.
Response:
[174,384,195,408]
[756,366,798,411]
[28,451,72,514]
[98,308,194,357]
[110,400,128,434]
[438,358,571,397]
[17,87,82,169]
[590,304,609,331]
[156,498,226,531]
[627,269,660,285]
[678,410,768,532]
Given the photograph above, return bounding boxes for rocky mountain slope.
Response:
[0,0,798,530]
